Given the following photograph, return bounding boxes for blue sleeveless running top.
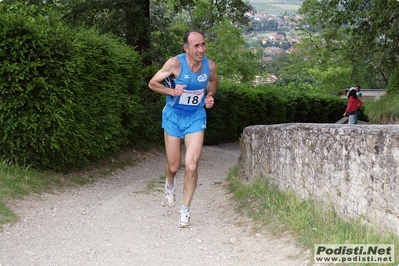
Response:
[164,53,210,113]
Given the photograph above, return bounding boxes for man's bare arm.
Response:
[204,59,218,109]
[148,57,184,96]
[206,59,218,96]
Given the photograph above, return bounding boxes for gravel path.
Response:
[0,142,313,266]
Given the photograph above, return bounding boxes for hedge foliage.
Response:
[386,65,399,96]
[0,3,145,170]
[205,80,349,144]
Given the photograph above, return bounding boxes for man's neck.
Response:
[186,55,202,73]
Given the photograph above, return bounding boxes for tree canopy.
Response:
[298,0,399,88]
[7,0,255,77]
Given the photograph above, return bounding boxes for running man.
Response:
[148,31,218,227]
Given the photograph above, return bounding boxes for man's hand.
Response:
[204,93,214,108]
[173,84,186,96]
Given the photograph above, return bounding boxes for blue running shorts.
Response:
[162,105,207,139]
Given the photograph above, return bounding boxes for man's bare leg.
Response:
[182,131,204,207]
[164,131,182,206]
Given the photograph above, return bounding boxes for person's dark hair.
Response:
[183,31,205,48]
[348,89,358,99]
[356,85,361,90]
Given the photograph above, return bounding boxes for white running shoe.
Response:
[164,179,176,207]
[178,209,191,228]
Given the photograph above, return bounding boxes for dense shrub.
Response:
[206,81,286,144]
[282,90,345,123]
[386,66,399,96]
[205,81,348,144]
[134,65,166,147]
[0,3,144,170]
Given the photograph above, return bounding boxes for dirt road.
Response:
[0,142,313,266]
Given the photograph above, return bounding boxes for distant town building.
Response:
[264,47,284,56]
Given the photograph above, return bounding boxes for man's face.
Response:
[185,32,206,62]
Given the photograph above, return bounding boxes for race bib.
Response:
[179,89,204,106]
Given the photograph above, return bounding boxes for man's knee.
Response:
[185,162,198,175]
[167,163,181,175]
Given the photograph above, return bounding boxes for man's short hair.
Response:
[183,31,205,48]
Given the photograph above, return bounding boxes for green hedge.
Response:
[0,3,144,170]
[386,66,399,96]
[282,90,346,123]
[205,81,349,144]
[205,81,285,144]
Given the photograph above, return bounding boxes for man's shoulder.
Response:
[165,55,182,71]
[170,54,183,65]
[207,58,217,72]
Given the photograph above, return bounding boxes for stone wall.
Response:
[239,123,399,235]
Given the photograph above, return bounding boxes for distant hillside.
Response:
[249,0,302,15]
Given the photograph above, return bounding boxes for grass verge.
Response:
[0,146,150,230]
[227,165,399,265]
[0,162,57,228]
[366,94,399,123]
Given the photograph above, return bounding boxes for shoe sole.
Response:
[165,198,176,207]
[178,222,191,228]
